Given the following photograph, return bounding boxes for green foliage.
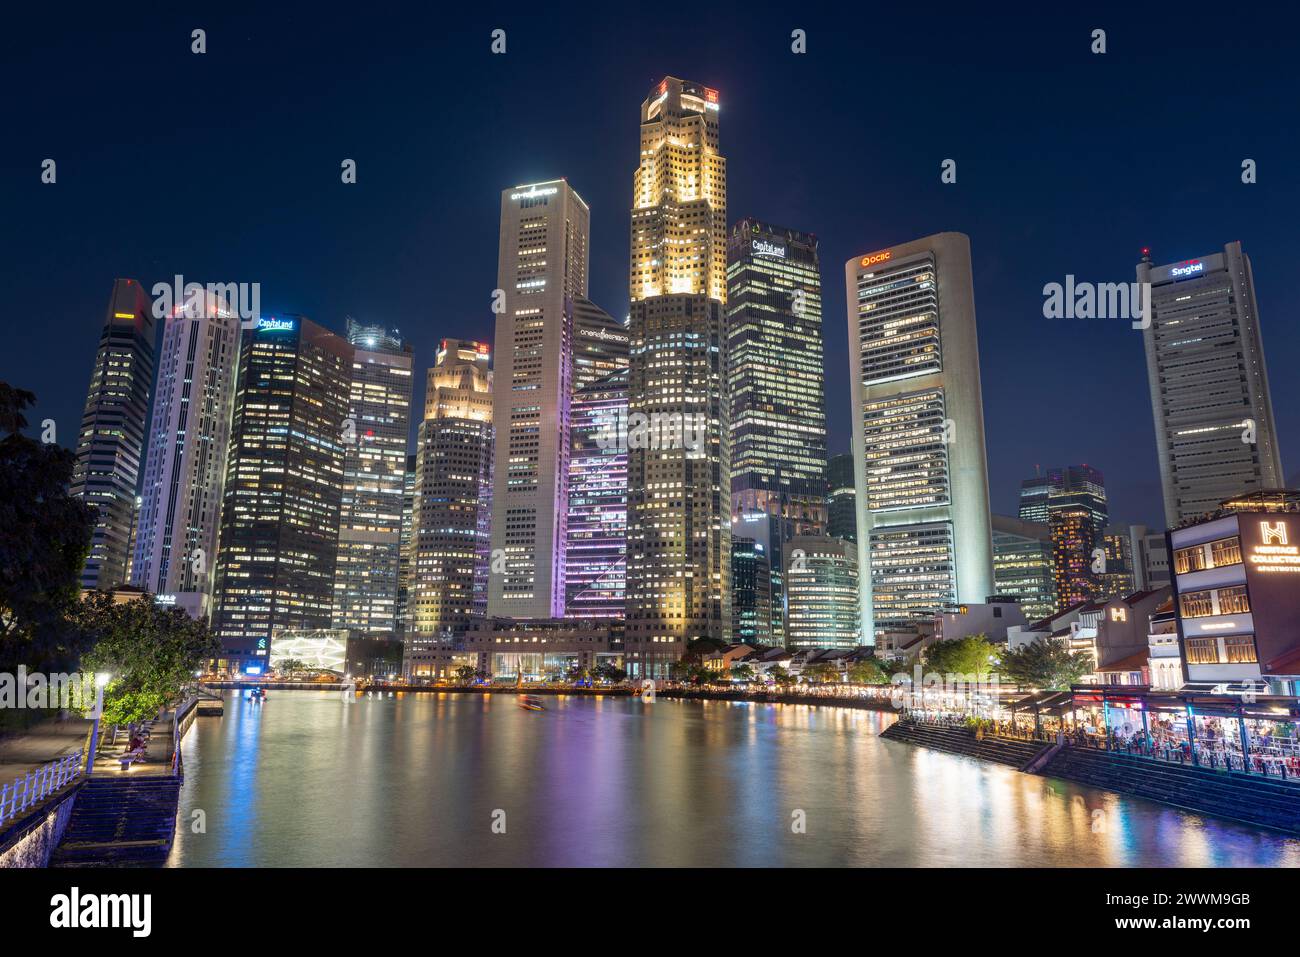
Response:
[454,664,477,683]
[77,590,220,725]
[277,658,305,675]
[923,635,997,678]
[996,637,1093,690]
[802,662,839,683]
[847,658,888,684]
[592,662,627,682]
[730,664,755,682]
[768,665,795,686]
[0,384,97,674]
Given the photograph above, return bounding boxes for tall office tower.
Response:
[784,536,861,650]
[406,340,493,677]
[625,76,731,677]
[572,298,630,390]
[844,233,994,645]
[395,453,416,638]
[566,369,629,618]
[71,279,156,591]
[1027,465,1109,606]
[132,291,241,619]
[826,453,858,543]
[991,515,1057,622]
[211,316,353,671]
[1139,243,1283,526]
[730,536,772,646]
[330,320,414,637]
[487,180,590,620]
[727,219,827,646]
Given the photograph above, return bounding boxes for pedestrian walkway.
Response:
[0,717,91,781]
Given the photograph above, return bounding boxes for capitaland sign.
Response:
[1248,520,1300,573]
[257,317,296,332]
[752,238,786,258]
[1170,259,1204,279]
[860,250,892,268]
[511,185,559,201]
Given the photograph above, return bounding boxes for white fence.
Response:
[0,750,84,828]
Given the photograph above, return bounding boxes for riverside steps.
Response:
[49,696,201,868]
[1040,745,1300,836]
[880,719,1052,768]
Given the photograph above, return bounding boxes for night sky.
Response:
[5,5,1298,527]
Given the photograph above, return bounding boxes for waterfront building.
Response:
[1167,490,1300,695]
[727,218,827,645]
[844,232,994,644]
[331,319,414,637]
[211,316,353,672]
[991,514,1057,621]
[1093,587,1171,685]
[730,536,772,646]
[1147,596,1182,690]
[463,617,623,680]
[71,279,156,591]
[405,339,493,678]
[784,535,860,651]
[931,597,1027,644]
[565,369,628,618]
[826,453,857,543]
[625,76,732,677]
[132,290,241,619]
[488,179,590,620]
[1138,243,1284,527]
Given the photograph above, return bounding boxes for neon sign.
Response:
[860,250,892,268]
[257,317,295,332]
[1170,260,1204,279]
[752,238,786,258]
[511,186,558,201]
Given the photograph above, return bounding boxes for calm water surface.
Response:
[168,690,1300,867]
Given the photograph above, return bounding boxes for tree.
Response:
[453,664,477,684]
[277,658,305,676]
[997,637,1093,691]
[592,662,627,683]
[730,664,755,682]
[847,658,888,685]
[768,665,795,686]
[802,662,839,684]
[923,635,997,678]
[683,637,726,664]
[77,591,220,725]
[0,384,97,675]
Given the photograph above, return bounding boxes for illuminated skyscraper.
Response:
[625,76,731,677]
[132,290,241,618]
[1138,243,1283,526]
[727,219,827,645]
[331,319,413,636]
[71,279,156,591]
[784,536,860,650]
[395,452,416,638]
[730,536,771,646]
[406,339,493,677]
[1022,465,1108,607]
[991,515,1057,622]
[488,180,590,619]
[565,303,629,619]
[212,316,353,671]
[845,232,994,644]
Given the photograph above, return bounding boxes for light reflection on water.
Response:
[167,691,1300,867]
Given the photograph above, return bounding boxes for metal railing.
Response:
[0,750,84,828]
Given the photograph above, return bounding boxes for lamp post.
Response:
[84,672,112,774]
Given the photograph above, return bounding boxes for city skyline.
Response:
[9,9,1299,532]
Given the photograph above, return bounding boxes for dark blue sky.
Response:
[4,4,1298,526]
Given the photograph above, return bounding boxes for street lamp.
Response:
[84,672,112,774]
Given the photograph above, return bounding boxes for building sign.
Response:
[510,186,558,201]
[1170,260,1204,279]
[257,317,295,332]
[860,250,892,268]
[752,238,786,258]
[1249,520,1300,573]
